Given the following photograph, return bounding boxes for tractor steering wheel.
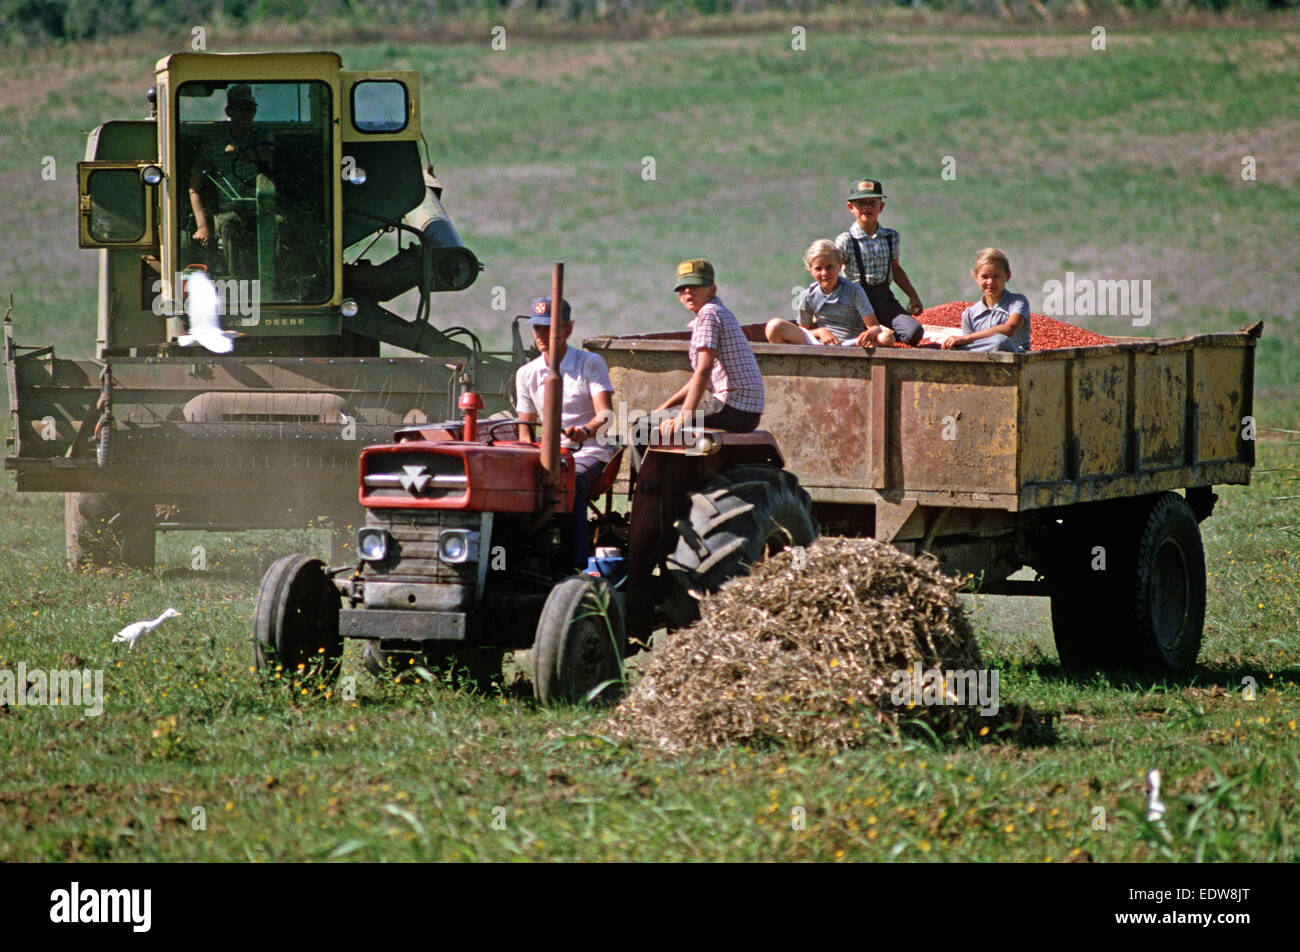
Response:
[485,418,542,444]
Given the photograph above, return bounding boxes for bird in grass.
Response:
[1145,768,1171,842]
[178,271,239,354]
[113,608,182,651]
[1145,768,1167,823]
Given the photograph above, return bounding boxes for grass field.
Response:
[1,20,1298,862]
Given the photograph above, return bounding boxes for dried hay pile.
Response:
[608,538,987,752]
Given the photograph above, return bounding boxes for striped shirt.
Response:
[688,297,764,415]
[835,224,900,288]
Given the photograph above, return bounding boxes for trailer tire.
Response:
[254,554,342,683]
[533,575,625,706]
[1130,493,1205,674]
[664,466,819,629]
[1050,589,1120,674]
[65,493,156,570]
[1048,505,1136,673]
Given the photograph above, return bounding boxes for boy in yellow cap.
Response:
[655,259,764,435]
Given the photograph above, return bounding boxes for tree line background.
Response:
[3,0,1296,44]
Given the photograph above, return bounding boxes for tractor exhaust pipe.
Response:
[538,263,564,506]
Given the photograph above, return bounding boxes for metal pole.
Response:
[538,263,564,500]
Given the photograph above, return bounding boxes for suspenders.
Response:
[850,230,895,292]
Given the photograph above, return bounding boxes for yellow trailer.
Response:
[585,322,1261,674]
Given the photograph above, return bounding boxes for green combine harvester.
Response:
[4,51,524,568]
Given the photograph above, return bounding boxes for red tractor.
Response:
[253,283,817,703]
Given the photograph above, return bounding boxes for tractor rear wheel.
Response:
[533,575,625,705]
[254,554,342,683]
[65,493,155,570]
[664,465,818,629]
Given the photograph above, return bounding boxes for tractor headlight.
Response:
[340,298,359,318]
[140,164,163,185]
[357,527,389,563]
[438,528,479,564]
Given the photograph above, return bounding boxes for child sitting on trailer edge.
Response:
[655,258,765,437]
[834,177,925,346]
[765,239,895,348]
[942,248,1032,353]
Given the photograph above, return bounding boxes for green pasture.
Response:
[1,23,1298,861]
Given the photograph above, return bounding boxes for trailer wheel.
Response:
[664,465,819,629]
[254,554,342,683]
[533,575,625,705]
[1050,589,1119,673]
[1130,493,1206,674]
[65,493,155,570]
[1049,509,1133,673]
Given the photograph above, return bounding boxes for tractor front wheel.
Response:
[533,575,625,705]
[254,554,342,683]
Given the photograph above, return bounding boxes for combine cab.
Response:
[4,51,523,567]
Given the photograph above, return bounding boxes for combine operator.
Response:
[515,297,616,569]
[188,83,276,279]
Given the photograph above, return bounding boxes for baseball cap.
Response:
[674,258,715,291]
[227,84,255,106]
[529,296,572,325]
[848,178,886,201]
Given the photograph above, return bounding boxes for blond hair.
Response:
[803,239,844,268]
[972,247,1011,278]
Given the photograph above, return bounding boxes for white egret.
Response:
[113,607,182,650]
[1145,768,1171,841]
[178,271,238,354]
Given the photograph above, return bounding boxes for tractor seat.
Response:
[589,447,625,498]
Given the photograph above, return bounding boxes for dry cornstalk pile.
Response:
[608,537,987,752]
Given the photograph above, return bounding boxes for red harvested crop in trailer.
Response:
[913,301,1114,349]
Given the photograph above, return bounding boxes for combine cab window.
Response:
[351,80,408,134]
[86,168,147,242]
[178,81,333,304]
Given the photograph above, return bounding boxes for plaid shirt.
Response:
[190,126,275,213]
[688,297,764,415]
[835,224,899,288]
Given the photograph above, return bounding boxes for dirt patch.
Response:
[467,43,624,87]
[0,47,150,122]
[607,537,992,752]
[1112,119,1300,188]
[879,30,1152,63]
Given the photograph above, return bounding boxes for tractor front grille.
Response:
[361,451,468,503]
[363,510,481,583]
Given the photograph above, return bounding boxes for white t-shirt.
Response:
[515,346,615,464]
